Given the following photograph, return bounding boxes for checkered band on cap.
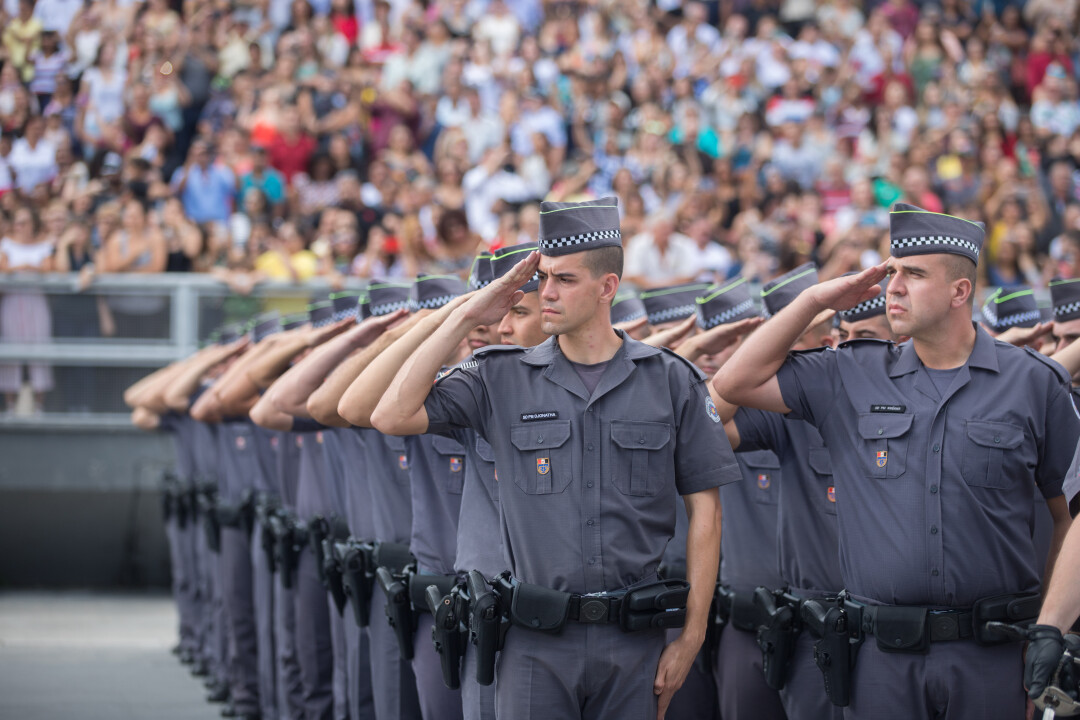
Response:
[539,229,622,253]
[367,282,412,317]
[649,304,697,325]
[761,263,818,317]
[641,282,711,325]
[308,302,334,328]
[410,274,466,311]
[331,292,362,322]
[538,197,622,257]
[1056,301,1080,318]
[1051,278,1080,322]
[838,294,887,322]
[491,242,540,292]
[468,251,494,289]
[698,298,756,329]
[252,311,282,342]
[889,203,985,265]
[982,286,1040,331]
[611,292,647,325]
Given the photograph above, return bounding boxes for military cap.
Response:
[761,263,818,317]
[491,242,540,293]
[981,286,1041,332]
[640,282,712,326]
[611,290,648,325]
[367,280,412,317]
[282,313,308,331]
[1050,278,1080,322]
[696,277,759,329]
[889,203,985,265]
[215,324,243,345]
[251,311,282,343]
[330,291,363,322]
[307,301,334,328]
[410,274,467,311]
[537,197,621,256]
[468,250,494,290]
[838,276,889,323]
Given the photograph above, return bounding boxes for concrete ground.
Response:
[0,592,220,720]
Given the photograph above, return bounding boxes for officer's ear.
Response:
[599,274,620,303]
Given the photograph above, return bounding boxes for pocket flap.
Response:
[739,449,781,469]
[475,436,495,462]
[610,421,671,451]
[431,435,466,456]
[807,447,833,475]
[857,413,914,440]
[510,582,570,633]
[965,420,1024,450]
[511,421,572,451]
[873,606,928,653]
[383,435,407,452]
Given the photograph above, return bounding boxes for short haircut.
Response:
[581,245,623,279]
[942,254,976,304]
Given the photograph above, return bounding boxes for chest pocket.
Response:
[807,447,837,516]
[474,436,495,464]
[741,450,780,505]
[857,413,913,479]
[510,421,573,495]
[431,435,466,495]
[382,435,411,483]
[609,420,673,497]
[961,421,1025,490]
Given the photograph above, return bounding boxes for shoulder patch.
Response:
[659,346,709,382]
[1023,346,1073,385]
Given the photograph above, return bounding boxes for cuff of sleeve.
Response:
[677,463,741,495]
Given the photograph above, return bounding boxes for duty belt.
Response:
[716,585,764,633]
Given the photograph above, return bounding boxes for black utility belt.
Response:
[216,498,253,529]
[408,571,458,615]
[847,592,1041,652]
[716,585,765,633]
[504,575,690,634]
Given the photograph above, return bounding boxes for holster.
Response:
[309,517,330,587]
[469,570,511,687]
[801,596,861,707]
[273,513,306,590]
[409,573,458,614]
[339,540,375,628]
[255,496,281,575]
[377,564,418,661]
[216,491,255,537]
[322,539,347,616]
[197,487,221,554]
[754,587,800,691]
[427,582,469,690]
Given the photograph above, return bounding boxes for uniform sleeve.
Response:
[733,407,789,455]
[673,377,741,495]
[775,348,842,426]
[157,411,180,433]
[424,356,490,438]
[1036,380,1080,498]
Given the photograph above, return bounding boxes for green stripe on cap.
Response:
[492,246,536,259]
[992,288,1035,304]
[306,300,331,311]
[761,267,816,297]
[697,278,747,304]
[889,209,984,227]
[539,203,618,215]
[639,283,711,299]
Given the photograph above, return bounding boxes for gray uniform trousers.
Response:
[412,612,463,720]
[461,646,496,720]
[495,622,665,720]
[294,543,334,720]
[252,523,278,720]
[221,525,260,714]
[780,631,841,720]
[714,625,787,720]
[198,526,228,686]
[344,615,376,720]
[663,627,718,720]
[329,599,348,720]
[368,587,422,719]
[274,572,305,720]
[844,640,1024,720]
[165,515,199,655]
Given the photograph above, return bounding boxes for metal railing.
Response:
[0,273,361,427]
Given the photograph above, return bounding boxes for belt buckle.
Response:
[579,597,609,623]
[929,612,959,642]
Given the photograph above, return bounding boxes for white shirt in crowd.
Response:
[623,231,701,285]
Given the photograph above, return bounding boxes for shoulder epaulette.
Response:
[836,338,893,350]
[1023,346,1073,385]
[473,344,526,357]
[659,346,709,382]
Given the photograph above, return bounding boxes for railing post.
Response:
[172,280,198,359]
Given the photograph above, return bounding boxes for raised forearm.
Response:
[341,310,449,428]
[271,332,361,419]
[250,392,296,431]
[371,309,475,434]
[246,334,311,389]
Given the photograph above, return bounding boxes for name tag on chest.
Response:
[870,404,906,414]
[521,411,559,422]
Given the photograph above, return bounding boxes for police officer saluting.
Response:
[715,203,1079,718]
[372,197,737,719]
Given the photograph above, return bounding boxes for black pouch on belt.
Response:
[374,542,414,573]
[510,583,570,633]
[973,592,1041,645]
[873,606,929,654]
[620,580,689,631]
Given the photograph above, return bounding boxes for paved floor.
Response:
[0,592,220,720]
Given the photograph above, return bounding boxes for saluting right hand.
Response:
[808,262,889,313]
[460,250,540,327]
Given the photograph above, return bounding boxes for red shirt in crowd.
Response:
[268,133,317,183]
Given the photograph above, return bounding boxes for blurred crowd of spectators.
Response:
[0,0,1077,297]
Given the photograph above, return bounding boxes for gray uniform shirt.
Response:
[337,428,375,540]
[451,430,506,579]
[776,328,1080,607]
[217,420,260,504]
[357,428,413,545]
[424,332,739,594]
[719,449,784,592]
[296,430,332,521]
[405,433,466,575]
[276,431,302,509]
[160,411,197,488]
[734,409,843,595]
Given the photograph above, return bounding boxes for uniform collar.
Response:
[888,323,999,378]
[521,330,661,403]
